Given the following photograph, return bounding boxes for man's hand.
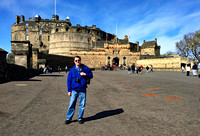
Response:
[80,72,86,76]
[68,92,72,96]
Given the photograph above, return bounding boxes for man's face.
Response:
[74,57,81,66]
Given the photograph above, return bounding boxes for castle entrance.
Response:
[112,57,119,66]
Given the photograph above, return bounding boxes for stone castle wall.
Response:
[49,27,95,56]
[136,55,190,71]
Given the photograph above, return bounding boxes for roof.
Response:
[119,39,129,44]
[0,48,8,53]
[141,41,156,49]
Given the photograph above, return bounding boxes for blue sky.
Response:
[0,0,200,54]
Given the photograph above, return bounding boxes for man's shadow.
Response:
[83,108,124,122]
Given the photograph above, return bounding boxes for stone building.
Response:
[11,14,190,71]
[11,14,153,69]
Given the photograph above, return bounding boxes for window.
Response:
[123,56,126,65]
[39,36,42,41]
[26,28,29,33]
[48,36,50,41]
[14,36,17,40]
[39,30,42,35]
[51,24,54,28]
[41,24,43,28]
[26,35,29,40]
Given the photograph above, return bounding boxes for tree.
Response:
[176,30,200,63]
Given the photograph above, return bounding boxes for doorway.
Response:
[112,57,119,66]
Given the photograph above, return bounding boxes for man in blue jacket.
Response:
[65,56,93,124]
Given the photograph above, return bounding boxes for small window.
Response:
[26,28,29,33]
[41,24,43,28]
[26,23,29,27]
[15,36,17,41]
[39,36,42,41]
[26,35,29,40]
[48,36,50,41]
[39,30,42,34]
[51,24,54,28]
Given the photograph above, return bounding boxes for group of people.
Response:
[38,66,53,74]
[127,64,153,74]
[183,63,199,77]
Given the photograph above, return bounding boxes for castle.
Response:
[11,14,163,70]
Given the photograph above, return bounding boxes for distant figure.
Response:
[39,66,43,74]
[138,66,142,74]
[136,66,139,74]
[65,65,68,73]
[58,66,61,73]
[146,66,149,73]
[181,66,185,73]
[127,66,131,74]
[186,64,191,76]
[151,65,153,72]
[192,63,198,76]
[131,64,135,73]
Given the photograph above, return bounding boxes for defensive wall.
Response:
[136,55,191,71]
[0,48,39,83]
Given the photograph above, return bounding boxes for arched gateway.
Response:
[112,57,119,66]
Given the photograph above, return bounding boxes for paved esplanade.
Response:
[0,71,199,136]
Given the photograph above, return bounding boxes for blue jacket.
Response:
[67,64,93,92]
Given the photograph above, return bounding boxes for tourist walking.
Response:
[192,63,198,76]
[146,66,149,73]
[127,66,131,74]
[150,65,153,72]
[181,66,185,73]
[131,64,135,73]
[186,64,191,76]
[65,56,93,124]
[58,66,61,73]
[65,65,68,73]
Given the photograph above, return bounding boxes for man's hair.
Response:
[74,56,81,61]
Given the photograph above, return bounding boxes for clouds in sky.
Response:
[0,0,200,54]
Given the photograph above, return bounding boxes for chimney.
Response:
[124,35,128,39]
[143,40,145,43]
[16,15,20,24]
[21,15,25,22]
[52,15,59,20]
[136,41,139,45]
[155,38,157,43]
[92,25,96,29]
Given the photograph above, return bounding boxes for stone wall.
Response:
[0,48,39,83]
[136,55,191,71]
[38,53,74,71]
[0,49,8,83]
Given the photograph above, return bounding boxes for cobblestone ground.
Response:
[0,70,200,136]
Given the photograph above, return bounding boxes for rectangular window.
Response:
[41,24,43,28]
[39,36,42,41]
[26,35,29,40]
[39,30,42,35]
[48,36,50,41]
[26,28,29,33]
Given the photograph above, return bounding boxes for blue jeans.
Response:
[66,89,86,121]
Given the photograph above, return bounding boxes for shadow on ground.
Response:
[38,74,64,77]
[84,108,124,122]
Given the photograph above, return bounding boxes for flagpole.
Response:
[55,0,56,15]
[116,23,117,44]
